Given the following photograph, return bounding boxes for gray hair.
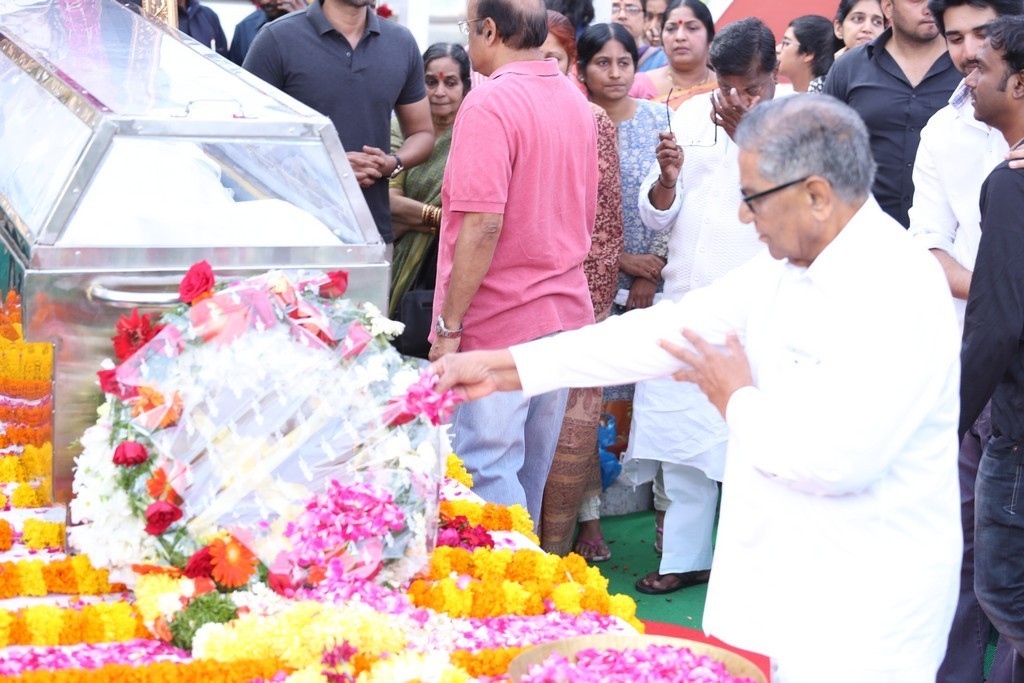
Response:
[733,95,876,203]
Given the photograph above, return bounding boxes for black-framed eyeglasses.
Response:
[458,17,485,35]
[741,176,809,213]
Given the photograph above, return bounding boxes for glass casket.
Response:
[0,0,388,501]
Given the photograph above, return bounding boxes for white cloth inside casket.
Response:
[61,140,340,246]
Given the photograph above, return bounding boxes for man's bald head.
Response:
[474,0,549,49]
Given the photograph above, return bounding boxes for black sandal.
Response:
[634,569,710,595]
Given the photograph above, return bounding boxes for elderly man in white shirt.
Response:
[430,95,961,683]
[907,3,1019,681]
[626,17,773,596]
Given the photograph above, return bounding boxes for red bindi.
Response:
[437,72,446,79]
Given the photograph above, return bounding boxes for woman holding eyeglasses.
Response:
[644,0,716,110]
[537,10,627,559]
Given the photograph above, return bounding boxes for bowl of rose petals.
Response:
[507,634,766,683]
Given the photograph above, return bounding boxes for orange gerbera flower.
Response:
[146,467,183,506]
[208,536,257,588]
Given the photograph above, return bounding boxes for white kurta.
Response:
[512,198,962,681]
[628,92,765,477]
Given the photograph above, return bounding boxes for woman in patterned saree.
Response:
[538,10,625,557]
[570,22,667,562]
[388,43,471,356]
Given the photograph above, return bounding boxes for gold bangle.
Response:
[432,205,442,228]
[421,203,432,226]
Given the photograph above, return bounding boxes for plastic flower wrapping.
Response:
[69,265,459,588]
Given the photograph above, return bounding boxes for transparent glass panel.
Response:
[61,136,366,246]
[0,0,300,120]
[0,48,91,240]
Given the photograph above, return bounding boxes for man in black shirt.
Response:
[243,0,434,243]
[824,0,961,228]
[959,15,1024,682]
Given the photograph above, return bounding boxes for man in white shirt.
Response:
[430,95,962,683]
[908,3,1021,681]
[627,17,771,596]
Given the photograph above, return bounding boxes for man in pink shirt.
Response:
[430,0,597,529]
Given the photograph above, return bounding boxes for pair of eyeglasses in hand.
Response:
[664,87,718,147]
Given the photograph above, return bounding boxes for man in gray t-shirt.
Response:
[243,0,433,243]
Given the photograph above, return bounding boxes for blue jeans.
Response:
[975,434,1024,683]
[451,387,569,533]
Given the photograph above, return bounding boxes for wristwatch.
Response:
[435,315,462,339]
[388,154,404,179]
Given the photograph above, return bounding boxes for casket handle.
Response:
[88,284,181,308]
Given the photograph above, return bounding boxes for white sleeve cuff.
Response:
[638,175,682,232]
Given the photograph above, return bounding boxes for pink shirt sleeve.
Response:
[444,103,511,215]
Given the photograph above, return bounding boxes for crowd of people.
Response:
[200,0,1024,681]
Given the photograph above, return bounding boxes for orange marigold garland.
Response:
[0,602,145,647]
[0,658,287,683]
[450,647,526,678]
[0,519,12,551]
[0,556,124,599]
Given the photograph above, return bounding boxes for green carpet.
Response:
[595,510,709,630]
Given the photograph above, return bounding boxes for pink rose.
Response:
[179,260,215,305]
[144,500,183,535]
[436,527,462,548]
[112,441,149,467]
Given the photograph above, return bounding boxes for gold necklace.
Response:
[666,67,711,91]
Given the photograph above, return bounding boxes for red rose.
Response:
[319,270,349,298]
[376,3,392,18]
[183,545,214,579]
[112,441,149,467]
[179,260,216,305]
[111,310,164,361]
[144,500,183,535]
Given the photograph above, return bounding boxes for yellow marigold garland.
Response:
[193,601,408,671]
[0,456,25,484]
[0,555,123,599]
[407,547,643,630]
[0,445,52,484]
[439,500,539,544]
[0,492,7,509]
[11,481,42,508]
[445,454,474,488]
[21,518,65,550]
[0,658,286,683]
[0,601,146,647]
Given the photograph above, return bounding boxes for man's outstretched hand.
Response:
[429,349,521,402]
